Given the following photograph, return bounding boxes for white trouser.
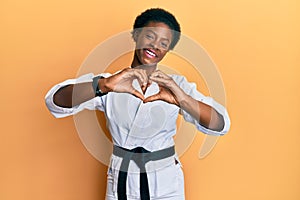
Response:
[105,154,185,200]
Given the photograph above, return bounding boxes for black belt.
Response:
[113,145,175,200]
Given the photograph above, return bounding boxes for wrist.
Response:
[170,86,186,104]
[98,78,112,93]
[92,76,108,97]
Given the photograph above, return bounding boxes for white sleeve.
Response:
[44,73,111,118]
[172,75,231,136]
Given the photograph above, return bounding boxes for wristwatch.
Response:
[92,75,108,97]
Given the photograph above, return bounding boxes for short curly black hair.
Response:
[132,8,181,50]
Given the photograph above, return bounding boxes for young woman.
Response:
[45,8,230,200]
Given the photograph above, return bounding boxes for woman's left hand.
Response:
[144,70,225,131]
[143,70,181,105]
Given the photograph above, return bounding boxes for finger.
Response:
[149,76,169,85]
[140,80,152,94]
[143,93,160,103]
[134,70,149,93]
[147,80,152,87]
[141,85,148,94]
[131,89,145,101]
[135,69,148,84]
[150,70,168,79]
[149,70,160,78]
[134,70,148,87]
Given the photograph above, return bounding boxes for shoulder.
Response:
[169,74,187,84]
[169,74,196,87]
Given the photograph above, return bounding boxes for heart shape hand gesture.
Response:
[143,70,179,106]
[105,68,182,106]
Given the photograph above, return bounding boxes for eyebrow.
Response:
[145,30,171,42]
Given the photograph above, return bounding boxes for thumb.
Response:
[131,89,145,101]
[143,93,161,103]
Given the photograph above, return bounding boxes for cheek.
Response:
[159,51,168,59]
[136,37,148,49]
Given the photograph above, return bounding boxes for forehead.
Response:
[141,22,173,39]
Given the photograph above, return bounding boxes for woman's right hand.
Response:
[101,68,149,100]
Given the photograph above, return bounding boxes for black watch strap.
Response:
[92,76,108,97]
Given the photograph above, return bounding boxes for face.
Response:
[132,22,173,67]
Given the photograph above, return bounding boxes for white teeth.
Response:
[146,50,156,57]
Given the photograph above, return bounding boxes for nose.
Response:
[149,39,159,49]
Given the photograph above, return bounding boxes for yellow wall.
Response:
[1,0,299,199]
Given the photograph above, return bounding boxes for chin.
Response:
[138,56,159,67]
[142,60,158,66]
[141,55,161,66]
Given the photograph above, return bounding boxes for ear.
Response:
[132,30,140,42]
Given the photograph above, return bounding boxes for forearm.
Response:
[146,71,227,133]
[53,82,96,108]
[52,67,149,108]
[180,95,224,131]
[172,86,225,131]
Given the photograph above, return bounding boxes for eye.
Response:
[146,34,154,40]
[161,42,169,49]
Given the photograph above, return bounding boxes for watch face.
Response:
[94,76,107,97]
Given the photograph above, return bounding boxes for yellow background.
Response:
[1,0,299,199]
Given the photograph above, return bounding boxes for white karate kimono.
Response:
[45,72,230,199]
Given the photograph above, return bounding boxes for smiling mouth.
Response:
[144,49,157,58]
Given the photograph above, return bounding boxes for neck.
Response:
[133,65,157,76]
